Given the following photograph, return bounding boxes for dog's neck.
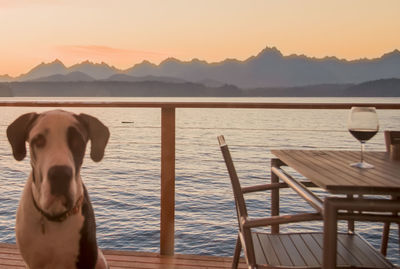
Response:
[31,192,84,223]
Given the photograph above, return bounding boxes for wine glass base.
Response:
[350,162,374,169]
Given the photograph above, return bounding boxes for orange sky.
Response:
[0,0,399,77]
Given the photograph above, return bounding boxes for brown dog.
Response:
[7,110,109,269]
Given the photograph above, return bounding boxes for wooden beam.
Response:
[0,100,399,110]
[160,107,176,256]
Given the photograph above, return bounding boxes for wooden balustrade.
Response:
[1,100,399,256]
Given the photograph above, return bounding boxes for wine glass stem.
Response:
[360,141,365,164]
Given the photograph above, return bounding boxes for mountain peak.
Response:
[125,60,158,76]
[37,59,65,68]
[69,61,118,79]
[16,59,67,81]
[257,46,283,58]
[136,60,157,67]
[382,49,400,59]
[76,60,111,67]
[190,58,208,64]
[161,57,181,65]
[52,59,64,64]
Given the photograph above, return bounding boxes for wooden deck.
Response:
[0,243,247,269]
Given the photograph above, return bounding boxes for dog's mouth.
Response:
[42,194,74,215]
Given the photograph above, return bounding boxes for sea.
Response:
[0,97,399,265]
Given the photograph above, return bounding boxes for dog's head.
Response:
[7,110,110,218]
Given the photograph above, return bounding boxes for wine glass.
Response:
[348,107,379,169]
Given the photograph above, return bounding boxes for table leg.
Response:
[323,198,337,269]
[271,158,280,234]
[381,222,390,256]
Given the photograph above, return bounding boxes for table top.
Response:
[271,150,400,195]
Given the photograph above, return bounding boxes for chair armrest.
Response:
[241,213,322,229]
[271,166,324,213]
[242,183,286,193]
[242,181,319,194]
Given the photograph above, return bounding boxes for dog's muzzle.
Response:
[48,165,73,196]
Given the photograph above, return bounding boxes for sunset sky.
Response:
[1,0,399,77]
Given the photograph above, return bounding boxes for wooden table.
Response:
[271,150,400,269]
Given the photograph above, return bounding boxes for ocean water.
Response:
[0,97,399,265]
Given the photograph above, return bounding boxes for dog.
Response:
[7,110,110,269]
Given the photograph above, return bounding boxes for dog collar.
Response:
[32,193,84,223]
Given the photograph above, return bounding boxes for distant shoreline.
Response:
[1,78,399,97]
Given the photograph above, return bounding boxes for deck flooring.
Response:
[0,243,247,269]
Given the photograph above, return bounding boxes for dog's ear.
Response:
[7,112,39,161]
[76,113,110,162]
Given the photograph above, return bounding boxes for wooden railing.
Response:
[1,100,399,256]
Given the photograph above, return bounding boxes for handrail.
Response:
[0,100,399,109]
[1,100,399,256]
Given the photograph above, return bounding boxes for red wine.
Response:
[349,129,378,142]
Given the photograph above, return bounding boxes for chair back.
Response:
[218,136,249,225]
[218,136,258,266]
[384,130,400,152]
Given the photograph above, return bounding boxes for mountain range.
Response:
[2,46,400,88]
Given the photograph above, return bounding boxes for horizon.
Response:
[1,0,400,76]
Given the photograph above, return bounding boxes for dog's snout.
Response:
[48,165,73,196]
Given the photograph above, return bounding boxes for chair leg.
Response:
[232,234,242,269]
[381,196,400,256]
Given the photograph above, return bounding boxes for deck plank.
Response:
[279,234,306,266]
[267,233,293,266]
[0,243,247,269]
[291,234,320,267]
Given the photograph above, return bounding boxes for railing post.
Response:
[160,107,175,256]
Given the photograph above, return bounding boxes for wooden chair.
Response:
[218,135,395,269]
[381,130,400,256]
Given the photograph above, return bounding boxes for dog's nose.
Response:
[48,165,73,196]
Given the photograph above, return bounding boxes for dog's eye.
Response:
[32,134,46,148]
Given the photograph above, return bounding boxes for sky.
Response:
[0,0,399,77]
